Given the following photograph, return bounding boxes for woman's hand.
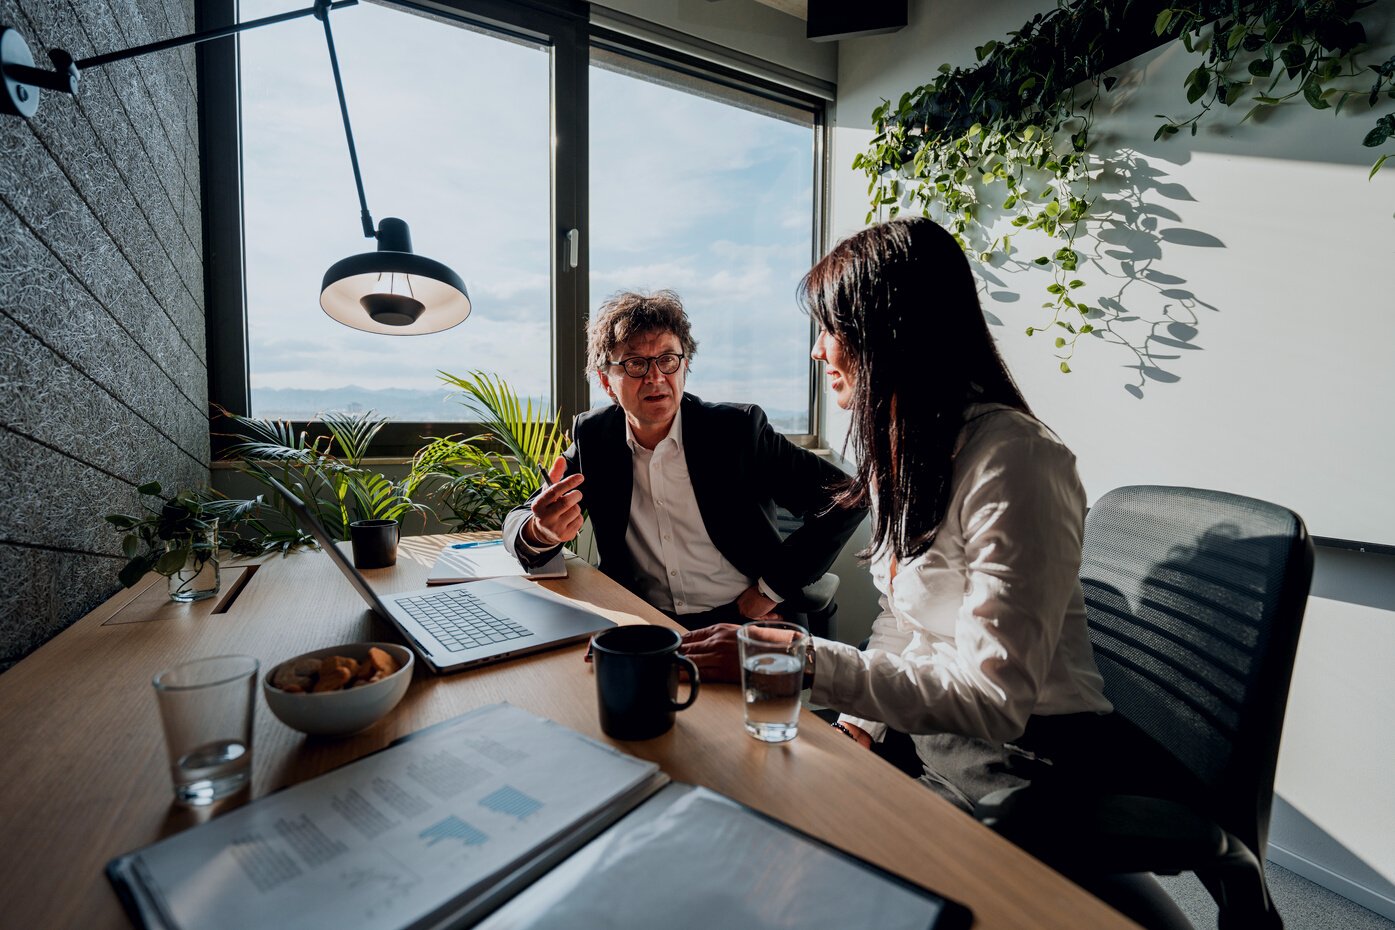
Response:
[678,623,743,683]
[837,720,874,749]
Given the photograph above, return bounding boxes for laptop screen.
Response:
[263,475,396,617]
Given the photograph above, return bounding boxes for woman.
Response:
[680,216,1113,812]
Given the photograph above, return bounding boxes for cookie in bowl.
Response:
[263,642,413,737]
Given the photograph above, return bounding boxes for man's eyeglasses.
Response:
[607,353,686,379]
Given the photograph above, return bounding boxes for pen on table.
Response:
[451,539,503,550]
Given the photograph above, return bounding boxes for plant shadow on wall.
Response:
[857,0,1394,391]
[976,142,1224,398]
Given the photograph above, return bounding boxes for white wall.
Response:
[829,0,1395,915]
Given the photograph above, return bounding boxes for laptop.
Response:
[267,476,615,673]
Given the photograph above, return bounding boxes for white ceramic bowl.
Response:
[262,642,414,737]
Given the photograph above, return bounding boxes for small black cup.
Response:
[349,519,399,569]
[591,626,700,740]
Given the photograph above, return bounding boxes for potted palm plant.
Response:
[219,410,427,566]
[405,371,568,531]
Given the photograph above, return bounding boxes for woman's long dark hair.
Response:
[799,216,1033,561]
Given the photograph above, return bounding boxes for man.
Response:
[503,290,863,629]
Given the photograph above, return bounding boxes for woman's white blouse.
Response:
[810,404,1112,744]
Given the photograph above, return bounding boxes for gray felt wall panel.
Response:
[0,0,206,672]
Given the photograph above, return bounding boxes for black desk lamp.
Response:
[0,0,471,336]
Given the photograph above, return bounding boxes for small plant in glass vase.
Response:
[106,483,258,602]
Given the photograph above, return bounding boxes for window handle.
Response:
[566,228,579,269]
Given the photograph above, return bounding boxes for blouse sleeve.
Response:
[835,593,911,743]
[810,427,1087,743]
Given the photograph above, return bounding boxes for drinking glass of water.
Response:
[152,655,259,806]
[737,620,810,743]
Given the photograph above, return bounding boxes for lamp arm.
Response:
[1,1,358,118]
[77,0,360,70]
[314,0,375,240]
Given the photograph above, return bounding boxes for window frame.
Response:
[200,0,828,458]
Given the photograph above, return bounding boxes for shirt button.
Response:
[676,600,684,607]
[664,534,672,541]
[670,569,678,576]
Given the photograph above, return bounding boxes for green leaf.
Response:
[1054,336,1066,348]
[136,481,162,496]
[121,536,141,559]
[1185,68,1210,104]
[1372,154,1390,180]
[1248,58,1274,77]
[1033,256,1050,265]
[156,547,188,576]
[1155,9,1174,35]
[1068,279,1085,289]
[1253,95,1285,105]
[1080,324,1094,334]
[1025,327,1035,336]
[1046,283,1065,295]
[1303,80,1330,110]
[118,556,155,589]
[1060,361,1072,374]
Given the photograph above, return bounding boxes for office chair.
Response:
[975,486,1314,930]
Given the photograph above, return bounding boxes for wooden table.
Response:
[0,534,1137,929]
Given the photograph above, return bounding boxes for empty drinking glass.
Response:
[152,655,258,806]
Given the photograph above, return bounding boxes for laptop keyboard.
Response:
[397,587,532,652]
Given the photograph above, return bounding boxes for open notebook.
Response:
[426,541,567,585]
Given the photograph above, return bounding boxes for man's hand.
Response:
[523,456,585,547]
[678,623,742,683]
[736,585,779,621]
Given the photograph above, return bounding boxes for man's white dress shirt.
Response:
[624,409,779,615]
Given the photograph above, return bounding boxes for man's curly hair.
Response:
[586,290,698,376]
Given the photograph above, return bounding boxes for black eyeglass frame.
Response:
[605,352,687,379]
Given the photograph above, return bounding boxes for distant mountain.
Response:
[251,386,807,434]
[251,385,477,422]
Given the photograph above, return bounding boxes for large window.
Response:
[208,1,827,451]
[589,49,818,432]
[238,1,552,421]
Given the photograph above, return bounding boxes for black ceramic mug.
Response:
[591,626,700,740]
[349,519,399,569]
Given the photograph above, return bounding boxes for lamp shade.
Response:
[320,218,470,335]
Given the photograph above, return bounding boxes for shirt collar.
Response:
[623,404,684,454]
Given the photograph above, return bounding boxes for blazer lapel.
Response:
[681,396,732,555]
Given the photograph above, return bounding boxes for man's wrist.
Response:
[802,640,815,691]
[756,577,785,605]
[521,516,553,549]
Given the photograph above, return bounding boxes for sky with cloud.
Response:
[239,1,815,430]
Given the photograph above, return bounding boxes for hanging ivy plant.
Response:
[856,0,1395,370]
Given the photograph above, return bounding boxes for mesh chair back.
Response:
[1081,486,1313,857]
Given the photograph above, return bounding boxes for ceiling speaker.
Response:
[806,0,908,42]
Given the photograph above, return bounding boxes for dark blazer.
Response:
[503,394,864,605]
